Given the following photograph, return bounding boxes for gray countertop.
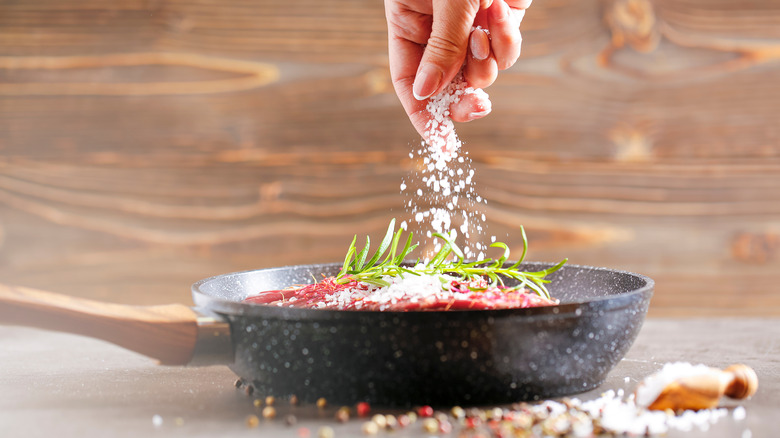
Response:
[1,318,777,437]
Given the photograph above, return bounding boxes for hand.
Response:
[385,0,532,138]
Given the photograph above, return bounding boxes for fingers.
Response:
[387,31,430,137]
[505,0,532,9]
[412,0,481,100]
[463,29,497,89]
[386,0,531,137]
[487,0,523,70]
[469,28,490,60]
[449,90,492,123]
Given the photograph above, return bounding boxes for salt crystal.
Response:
[733,406,746,421]
[152,415,163,428]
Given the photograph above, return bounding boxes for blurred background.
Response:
[0,0,778,316]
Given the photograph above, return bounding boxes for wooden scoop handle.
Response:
[724,364,759,399]
[646,364,758,411]
[0,283,200,365]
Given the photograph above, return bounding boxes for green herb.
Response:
[335,219,567,299]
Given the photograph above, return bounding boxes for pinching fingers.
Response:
[487,0,522,70]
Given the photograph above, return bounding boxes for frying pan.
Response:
[0,262,653,406]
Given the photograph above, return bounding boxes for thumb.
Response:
[413,0,484,101]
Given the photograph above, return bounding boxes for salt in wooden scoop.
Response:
[635,362,758,411]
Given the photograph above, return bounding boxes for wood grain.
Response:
[0,284,199,364]
[1,0,779,316]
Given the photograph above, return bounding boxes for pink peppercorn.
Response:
[418,406,434,418]
[356,402,371,418]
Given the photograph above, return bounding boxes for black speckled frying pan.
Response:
[0,262,652,407]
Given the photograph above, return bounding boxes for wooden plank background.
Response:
[1,0,779,316]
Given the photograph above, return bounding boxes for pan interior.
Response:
[191,262,653,321]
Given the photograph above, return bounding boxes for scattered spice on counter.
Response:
[232,363,751,436]
[370,414,387,429]
[245,414,260,428]
[383,414,398,430]
[335,406,351,423]
[317,425,335,438]
[450,406,465,420]
[421,417,439,434]
[262,406,276,419]
[361,421,380,435]
[417,405,434,418]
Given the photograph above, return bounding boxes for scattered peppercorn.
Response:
[262,406,277,419]
[422,418,439,434]
[361,421,380,435]
[316,397,328,409]
[487,407,503,420]
[244,384,254,396]
[317,426,335,438]
[245,414,260,428]
[253,399,263,408]
[464,416,480,429]
[335,406,351,423]
[356,401,371,417]
[451,406,465,419]
[285,414,298,426]
[297,427,311,438]
[290,395,300,406]
[234,378,243,388]
[265,396,276,406]
[438,418,453,434]
[397,414,412,428]
[384,414,398,430]
[418,406,434,418]
[371,414,387,429]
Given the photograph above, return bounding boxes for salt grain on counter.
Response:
[733,406,747,421]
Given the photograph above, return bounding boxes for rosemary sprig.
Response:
[335,219,567,299]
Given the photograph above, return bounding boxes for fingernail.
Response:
[470,30,490,60]
[413,65,442,100]
[468,109,491,120]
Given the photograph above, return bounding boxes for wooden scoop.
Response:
[641,364,758,411]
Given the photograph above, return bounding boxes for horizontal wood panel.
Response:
[1,0,779,316]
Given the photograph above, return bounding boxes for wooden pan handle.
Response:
[0,283,200,365]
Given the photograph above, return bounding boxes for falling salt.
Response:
[400,72,495,259]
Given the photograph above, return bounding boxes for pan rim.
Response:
[191,262,654,320]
